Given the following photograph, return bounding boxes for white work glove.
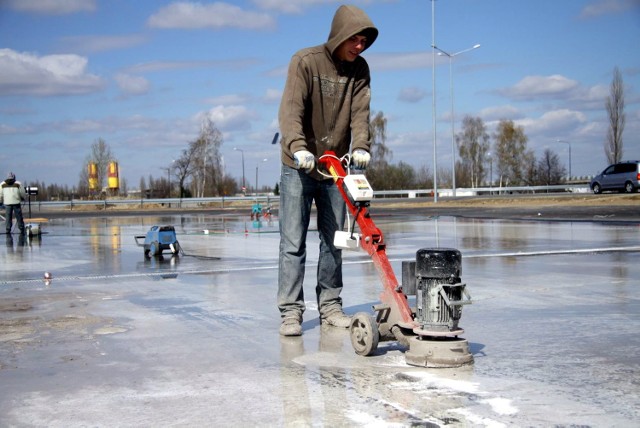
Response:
[293,150,315,173]
[352,149,371,169]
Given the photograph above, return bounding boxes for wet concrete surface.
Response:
[1,207,639,427]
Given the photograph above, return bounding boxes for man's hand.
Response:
[294,150,315,173]
[352,149,371,169]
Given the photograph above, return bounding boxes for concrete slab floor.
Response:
[1,212,639,427]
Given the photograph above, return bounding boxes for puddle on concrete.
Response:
[1,213,639,426]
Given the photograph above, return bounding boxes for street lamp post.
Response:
[488,152,493,194]
[162,159,175,199]
[431,0,437,203]
[558,139,571,181]
[234,147,246,194]
[167,167,170,198]
[433,43,481,197]
[255,158,267,196]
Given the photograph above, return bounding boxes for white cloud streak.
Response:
[124,58,259,74]
[147,2,276,30]
[0,49,103,96]
[397,86,427,103]
[5,0,96,14]
[500,75,580,100]
[59,34,148,54]
[197,105,258,132]
[115,73,150,96]
[368,52,433,71]
[252,0,334,14]
[579,0,640,18]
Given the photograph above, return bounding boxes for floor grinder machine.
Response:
[318,151,473,368]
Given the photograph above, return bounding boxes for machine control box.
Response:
[343,174,373,202]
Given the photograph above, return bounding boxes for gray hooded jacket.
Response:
[278,5,378,180]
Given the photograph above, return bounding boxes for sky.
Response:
[0,0,639,192]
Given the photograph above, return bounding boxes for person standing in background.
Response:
[1,172,26,234]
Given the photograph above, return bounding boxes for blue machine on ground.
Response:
[135,225,181,258]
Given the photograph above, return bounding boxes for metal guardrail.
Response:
[28,195,277,212]
[375,183,591,198]
[26,184,592,212]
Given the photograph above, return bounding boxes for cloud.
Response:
[579,0,639,19]
[514,109,587,136]
[198,105,257,131]
[0,124,20,135]
[398,86,427,103]
[58,34,148,54]
[252,0,331,14]
[5,0,96,14]
[147,2,276,30]
[205,89,282,109]
[263,88,282,103]
[0,49,104,96]
[265,65,288,78]
[115,73,150,96]
[124,58,259,74]
[498,74,580,101]
[252,0,383,14]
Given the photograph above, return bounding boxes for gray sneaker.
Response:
[322,311,352,328]
[279,316,302,336]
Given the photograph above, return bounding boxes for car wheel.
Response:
[624,181,635,193]
[592,183,601,194]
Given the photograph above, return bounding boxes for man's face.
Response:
[335,34,367,62]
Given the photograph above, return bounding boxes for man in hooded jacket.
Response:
[277,5,378,336]
[0,172,26,234]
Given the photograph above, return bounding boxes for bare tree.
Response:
[493,119,533,186]
[369,111,392,170]
[415,165,433,190]
[89,138,114,190]
[366,111,393,191]
[605,66,625,164]
[173,144,198,198]
[456,116,490,188]
[378,162,416,190]
[190,118,223,197]
[77,168,89,198]
[536,148,566,186]
[139,176,147,197]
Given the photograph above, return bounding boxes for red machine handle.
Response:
[318,152,415,327]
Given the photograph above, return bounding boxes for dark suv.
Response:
[590,161,640,194]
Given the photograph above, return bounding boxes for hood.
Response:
[326,5,378,56]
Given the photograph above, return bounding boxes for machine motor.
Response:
[403,248,471,333]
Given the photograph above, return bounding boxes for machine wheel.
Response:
[350,312,379,356]
[624,181,635,193]
[592,183,601,194]
[172,241,181,255]
[149,241,160,257]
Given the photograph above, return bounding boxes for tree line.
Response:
[27,67,626,200]
[366,112,567,191]
[366,66,627,191]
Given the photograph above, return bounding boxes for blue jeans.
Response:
[278,164,346,319]
[5,204,25,233]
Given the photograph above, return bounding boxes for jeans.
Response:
[5,204,25,233]
[277,164,346,319]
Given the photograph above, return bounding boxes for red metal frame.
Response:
[319,151,416,328]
